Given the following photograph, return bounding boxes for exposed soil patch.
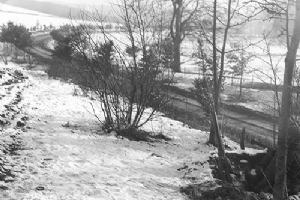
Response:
[0,66,29,190]
[0,133,25,186]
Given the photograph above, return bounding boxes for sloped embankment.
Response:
[0,64,216,200]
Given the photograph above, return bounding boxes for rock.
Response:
[244,192,273,200]
[16,121,25,127]
[0,117,8,126]
[110,131,117,137]
[35,186,45,191]
[62,122,70,128]
[201,185,245,200]
[240,160,248,164]
[150,153,162,158]
[0,185,8,190]
[250,169,256,176]
[289,195,300,200]
[21,116,28,121]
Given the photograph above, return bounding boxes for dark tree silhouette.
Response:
[274,1,300,199]
[0,22,32,50]
[170,0,198,72]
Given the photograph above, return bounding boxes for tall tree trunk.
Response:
[209,123,218,145]
[239,72,243,100]
[212,0,218,113]
[209,0,219,146]
[170,0,198,73]
[273,1,300,199]
[199,0,232,181]
[216,0,231,111]
[173,38,181,72]
[173,0,182,73]
[212,104,232,182]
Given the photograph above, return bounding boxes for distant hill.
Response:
[0,0,114,21]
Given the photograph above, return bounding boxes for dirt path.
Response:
[31,32,52,60]
[168,91,276,148]
[0,65,214,200]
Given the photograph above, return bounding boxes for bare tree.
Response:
[293,65,300,121]
[274,0,300,199]
[227,48,253,100]
[192,76,232,183]
[198,0,263,145]
[254,33,283,114]
[170,0,199,72]
[62,0,173,135]
[254,34,284,147]
[193,36,213,77]
[0,42,9,65]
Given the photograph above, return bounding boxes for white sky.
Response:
[33,0,113,6]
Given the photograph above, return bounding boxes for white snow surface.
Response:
[0,63,215,199]
[223,137,267,155]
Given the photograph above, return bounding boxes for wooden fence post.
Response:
[240,127,245,150]
[273,123,276,148]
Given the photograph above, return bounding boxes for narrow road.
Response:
[168,92,276,147]
[30,32,52,60]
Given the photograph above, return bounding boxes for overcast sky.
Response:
[33,0,112,6]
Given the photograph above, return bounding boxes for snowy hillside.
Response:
[0,63,216,199]
[0,3,70,27]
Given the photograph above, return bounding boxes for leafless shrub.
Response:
[67,0,173,134]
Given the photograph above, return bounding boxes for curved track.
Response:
[168,91,276,148]
[30,32,53,60]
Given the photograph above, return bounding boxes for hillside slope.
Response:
[0,63,215,199]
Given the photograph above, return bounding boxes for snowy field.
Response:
[181,36,287,84]
[0,3,116,29]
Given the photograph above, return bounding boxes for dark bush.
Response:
[0,22,32,50]
[192,78,214,115]
[125,46,141,57]
[50,25,87,61]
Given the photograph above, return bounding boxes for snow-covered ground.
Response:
[46,40,56,50]
[0,63,217,199]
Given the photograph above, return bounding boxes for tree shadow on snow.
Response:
[116,128,171,143]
